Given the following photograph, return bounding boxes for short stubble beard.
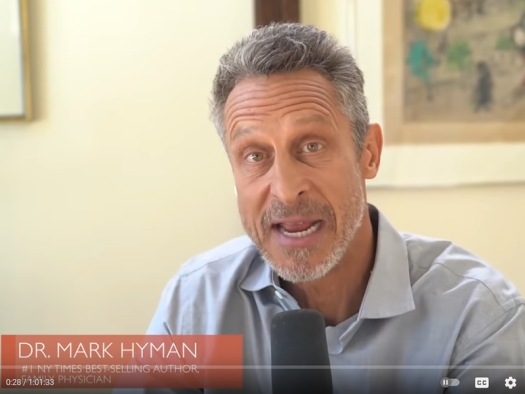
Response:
[241,177,367,284]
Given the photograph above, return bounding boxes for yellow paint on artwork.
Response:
[415,0,452,31]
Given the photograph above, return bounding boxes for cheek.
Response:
[319,165,355,195]
[235,171,267,207]
[236,193,250,217]
[321,167,361,210]
[237,189,263,224]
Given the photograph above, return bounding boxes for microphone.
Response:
[271,309,333,394]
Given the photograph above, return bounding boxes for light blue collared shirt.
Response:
[120,206,525,394]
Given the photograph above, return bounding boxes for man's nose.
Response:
[270,157,309,206]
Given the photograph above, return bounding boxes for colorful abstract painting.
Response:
[403,0,525,123]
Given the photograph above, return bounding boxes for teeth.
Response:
[279,222,321,238]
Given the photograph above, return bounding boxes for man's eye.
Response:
[247,152,264,162]
[302,142,324,153]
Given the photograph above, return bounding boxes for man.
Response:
[129,23,525,394]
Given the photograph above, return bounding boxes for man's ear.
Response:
[360,123,383,180]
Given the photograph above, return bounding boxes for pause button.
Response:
[441,377,460,387]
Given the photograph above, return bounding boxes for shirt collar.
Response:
[240,250,280,292]
[358,206,415,319]
[240,205,415,320]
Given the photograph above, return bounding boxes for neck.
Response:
[281,207,376,326]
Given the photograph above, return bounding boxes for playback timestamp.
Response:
[4,377,55,387]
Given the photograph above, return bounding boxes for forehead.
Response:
[223,70,343,134]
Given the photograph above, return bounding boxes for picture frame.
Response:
[0,0,32,122]
[383,0,525,145]
[335,0,525,187]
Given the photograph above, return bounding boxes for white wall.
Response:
[0,0,252,334]
[0,0,523,336]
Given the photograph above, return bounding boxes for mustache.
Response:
[261,199,335,229]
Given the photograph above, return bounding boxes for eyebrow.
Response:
[230,126,256,144]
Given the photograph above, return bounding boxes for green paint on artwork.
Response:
[447,39,472,72]
[496,36,515,51]
[408,40,435,84]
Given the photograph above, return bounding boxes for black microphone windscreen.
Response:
[271,309,333,394]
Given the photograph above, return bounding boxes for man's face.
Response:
[224,70,369,283]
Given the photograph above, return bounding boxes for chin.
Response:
[262,248,342,284]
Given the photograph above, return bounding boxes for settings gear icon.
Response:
[505,376,517,389]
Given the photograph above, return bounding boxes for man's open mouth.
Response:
[273,221,323,238]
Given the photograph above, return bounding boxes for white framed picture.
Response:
[0,0,31,121]
[337,0,525,187]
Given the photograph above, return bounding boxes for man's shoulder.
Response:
[159,234,258,306]
[401,232,524,351]
[176,235,258,279]
[402,232,524,312]
[148,236,260,335]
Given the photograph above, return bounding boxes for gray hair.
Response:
[210,23,369,153]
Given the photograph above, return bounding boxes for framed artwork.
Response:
[334,0,525,187]
[0,0,31,121]
[383,0,525,145]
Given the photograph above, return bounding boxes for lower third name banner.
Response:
[1,334,243,389]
